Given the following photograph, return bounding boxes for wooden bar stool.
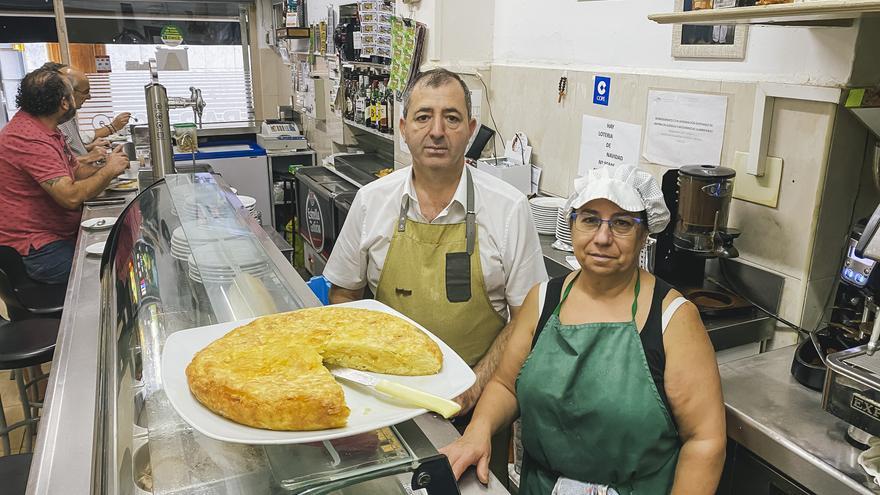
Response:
[0,319,58,455]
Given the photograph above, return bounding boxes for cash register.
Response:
[257,120,308,151]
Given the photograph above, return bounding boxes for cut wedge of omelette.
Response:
[185,307,443,431]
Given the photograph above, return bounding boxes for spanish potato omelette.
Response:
[185,307,443,431]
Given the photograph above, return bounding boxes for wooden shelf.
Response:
[343,119,394,141]
[648,0,880,26]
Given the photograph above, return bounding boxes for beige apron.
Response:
[375,168,506,366]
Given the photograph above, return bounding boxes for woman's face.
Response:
[571,198,648,277]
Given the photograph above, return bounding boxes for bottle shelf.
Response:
[343,119,394,142]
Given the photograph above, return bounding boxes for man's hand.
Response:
[81,145,109,165]
[112,112,132,131]
[104,145,129,176]
[86,137,110,151]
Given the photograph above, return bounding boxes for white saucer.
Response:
[85,242,106,256]
[81,217,116,230]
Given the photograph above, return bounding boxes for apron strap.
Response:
[396,167,476,257]
[552,271,581,317]
[397,196,410,232]
[465,167,476,256]
[552,270,641,320]
[631,270,641,321]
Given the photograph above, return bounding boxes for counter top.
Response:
[27,195,132,495]
[27,185,508,495]
[721,346,880,494]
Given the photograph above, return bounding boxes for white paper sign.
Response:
[577,115,642,175]
[643,90,728,168]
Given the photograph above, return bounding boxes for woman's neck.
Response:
[575,266,639,302]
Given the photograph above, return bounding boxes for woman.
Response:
[441,164,726,494]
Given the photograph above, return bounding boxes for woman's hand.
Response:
[439,429,493,484]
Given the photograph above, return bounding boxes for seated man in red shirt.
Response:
[0,66,128,285]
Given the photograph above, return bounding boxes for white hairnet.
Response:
[570,165,670,233]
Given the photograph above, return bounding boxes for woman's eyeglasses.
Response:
[570,212,644,237]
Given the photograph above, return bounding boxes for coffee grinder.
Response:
[654,165,745,313]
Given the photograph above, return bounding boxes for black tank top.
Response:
[533,275,674,412]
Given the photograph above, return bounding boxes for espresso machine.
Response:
[823,204,880,445]
[654,165,746,311]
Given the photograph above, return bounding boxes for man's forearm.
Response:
[74,164,100,180]
[328,284,364,305]
[472,318,516,393]
[93,126,112,139]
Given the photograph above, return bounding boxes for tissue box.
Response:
[476,158,530,195]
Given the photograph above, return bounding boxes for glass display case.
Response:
[89,174,462,495]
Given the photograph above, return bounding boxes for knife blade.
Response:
[329,367,461,419]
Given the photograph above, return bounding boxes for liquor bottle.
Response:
[370,81,381,129]
[362,77,372,127]
[344,72,354,120]
[384,80,393,134]
[355,75,367,124]
[378,82,389,133]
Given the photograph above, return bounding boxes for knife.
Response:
[329,367,461,419]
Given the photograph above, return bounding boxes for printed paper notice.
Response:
[643,90,728,168]
[577,115,642,175]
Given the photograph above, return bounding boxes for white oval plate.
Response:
[81,217,116,230]
[85,241,106,256]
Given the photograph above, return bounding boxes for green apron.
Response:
[516,271,680,495]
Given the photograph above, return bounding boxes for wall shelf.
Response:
[343,119,394,142]
[648,1,880,27]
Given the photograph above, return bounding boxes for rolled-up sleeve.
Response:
[324,191,368,290]
[502,196,548,307]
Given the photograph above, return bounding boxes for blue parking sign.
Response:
[593,76,611,106]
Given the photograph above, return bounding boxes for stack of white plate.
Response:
[237,195,258,219]
[529,197,566,235]
[170,226,240,262]
[554,207,574,252]
[187,240,271,284]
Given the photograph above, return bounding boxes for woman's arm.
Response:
[440,283,542,483]
[663,292,727,495]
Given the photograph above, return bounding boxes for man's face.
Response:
[400,81,476,175]
[71,78,90,109]
[59,92,77,122]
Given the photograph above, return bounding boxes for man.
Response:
[45,62,131,165]
[0,66,129,284]
[325,68,547,482]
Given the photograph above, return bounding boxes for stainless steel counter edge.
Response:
[28,202,126,495]
[412,414,511,494]
[25,195,508,495]
[720,347,880,495]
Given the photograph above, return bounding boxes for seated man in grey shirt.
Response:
[45,62,131,165]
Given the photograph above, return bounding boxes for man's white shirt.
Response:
[324,165,548,319]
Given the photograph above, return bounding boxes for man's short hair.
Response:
[15,67,72,117]
[40,62,68,73]
[402,68,472,120]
